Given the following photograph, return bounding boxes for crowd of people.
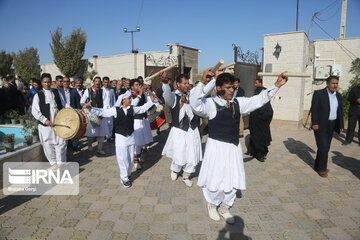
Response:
[1,68,359,224]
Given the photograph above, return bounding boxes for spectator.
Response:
[17,76,24,91]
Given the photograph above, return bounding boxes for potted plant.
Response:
[25,114,36,124]
[25,121,40,143]
[2,134,15,152]
[3,111,11,124]
[4,110,19,124]
[18,115,26,125]
[32,128,39,143]
[21,123,33,146]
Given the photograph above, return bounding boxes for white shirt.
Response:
[190,79,279,120]
[64,88,71,106]
[77,88,84,98]
[90,101,154,146]
[102,87,111,109]
[327,87,338,120]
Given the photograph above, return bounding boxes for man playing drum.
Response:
[32,73,67,166]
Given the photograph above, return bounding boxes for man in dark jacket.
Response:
[310,76,344,177]
[343,83,360,145]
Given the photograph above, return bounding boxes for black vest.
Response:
[114,106,135,137]
[88,88,103,108]
[132,93,147,119]
[171,94,199,131]
[208,98,240,146]
[37,89,63,126]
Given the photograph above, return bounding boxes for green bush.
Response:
[4,110,19,119]
[343,58,360,117]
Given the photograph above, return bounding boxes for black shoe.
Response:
[256,156,265,162]
[121,179,132,188]
[342,141,351,145]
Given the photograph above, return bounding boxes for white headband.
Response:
[114,90,132,107]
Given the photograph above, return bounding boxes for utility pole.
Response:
[296,0,299,31]
[340,0,347,39]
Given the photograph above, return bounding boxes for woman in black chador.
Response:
[248,84,274,162]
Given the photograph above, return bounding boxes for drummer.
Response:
[32,73,67,166]
[85,90,156,188]
[80,76,109,155]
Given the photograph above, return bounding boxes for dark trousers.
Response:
[314,120,335,171]
[345,106,360,143]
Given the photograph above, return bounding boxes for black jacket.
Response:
[310,87,344,134]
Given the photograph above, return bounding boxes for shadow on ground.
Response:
[128,128,169,182]
[332,151,360,179]
[217,216,252,240]
[283,137,315,168]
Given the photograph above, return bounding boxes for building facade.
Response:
[262,31,360,123]
[40,43,199,84]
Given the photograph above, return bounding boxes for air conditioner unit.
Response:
[315,66,331,80]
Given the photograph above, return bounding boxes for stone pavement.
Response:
[0,122,359,240]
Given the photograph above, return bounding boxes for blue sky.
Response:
[0,0,359,71]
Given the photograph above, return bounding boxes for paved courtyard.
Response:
[0,122,359,240]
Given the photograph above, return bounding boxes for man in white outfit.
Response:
[159,72,203,187]
[102,76,116,142]
[80,76,109,155]
[32,73,67,166]
[190,69,288,224]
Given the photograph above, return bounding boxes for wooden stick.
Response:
[258,72,311,77]
[53,124,71,129]
[144,63,178,82]
[211,59,224,73]
[219,62,235,71]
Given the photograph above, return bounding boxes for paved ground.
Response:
[0,122,359,240]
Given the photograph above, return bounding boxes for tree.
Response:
[0,50,13,77]
[342,58,360,116]
[84,70,98,81]
[12,47,40,81]
[50,27,87,77]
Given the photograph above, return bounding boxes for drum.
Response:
[148,105,166,130]
[83,108,100,128]
[54,108,88,140]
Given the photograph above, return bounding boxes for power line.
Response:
[312,19,356,61]
[317,0,340,16]
[136,0,144,27]
[307,0,341,36]
[316,4,341,21]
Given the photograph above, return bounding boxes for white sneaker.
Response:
[170,171,178,181]
[49,164,59,171]
[207,203,220,221]
[182,178,193,187]
[219,203,235,224]
[134,163,142,170]
[97,150,106,155]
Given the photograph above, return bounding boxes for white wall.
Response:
[40,44,199,83]
[263,31,309,122]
